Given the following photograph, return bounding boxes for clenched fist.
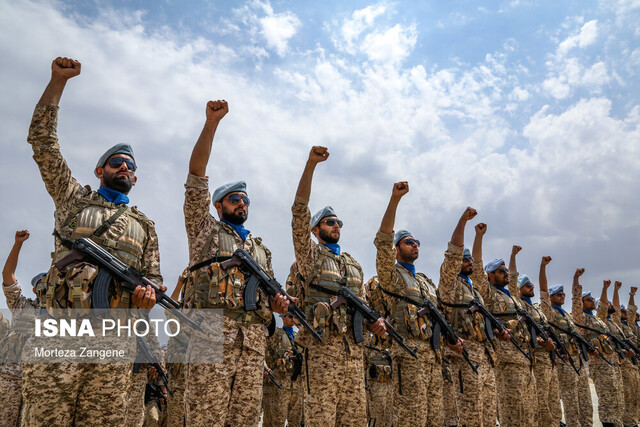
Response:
[512,245,522,256]
[614,281,622,290]
[461,207,477,221]
[15,230,30,243]
[392,181,409,199]
[308,146,329,164]
[574,268,585,278]
[541,256,552,266]
[475,223,487,236]
[206,100,228,122]
[52,57,81,80]
[602,279,611,288]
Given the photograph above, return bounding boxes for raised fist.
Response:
[541,256,552,266]
[603,279,611,288]
[631,286,638,294]
[574,268,585,278]
[206,100,228,122]
[475,223,487,236]
[15,230,30,243]
[51,57,81,80]
[461,207,477,221]
[511,245,522,256]
[308,146,329,164]
[392,181,409,199]
[614,281,622,290]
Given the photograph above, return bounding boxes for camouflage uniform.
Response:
[473,267,536,427]
[441,357,459,427]
[520,298,562,426]
[572,283,624,426]
[165,333,187,427]
[124,370,148,427]
[0,282,40,426]
[610,305,640,427]
[290,196,367,427]
[630,311,640,423]
[364,340,393,427]
[374,231,442,427]
[438,243,497,427]
[182,173,273,426]
[262,327,303,427]
[540,290,592,427]
[23,104,163,426]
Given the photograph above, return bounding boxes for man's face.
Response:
[621,309,628,320]
[396,237,419,264]
[282,314,296,327]
[216,192,249,225]
[520,282,535,298]
[488,265,509,286]
[582,295,596,311]
[96,154,137,194]
[550,292,565,306]
[313,216,341,244]
[460,255,474,276]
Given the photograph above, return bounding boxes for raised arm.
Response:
[597,280,611,320]
[379,182,408,234]
[470,223,490,299]
[613,281,621,309]
[471,223,486,264]
[38,57,81,106]
[188,100,228,177]
[295,146,329,202]
[539,256,552,317]
[508,245,522,297]
[439,207,477,304]
[630,286,637,309]
[375,182,408,289]
[451,207,477,247]
[2,231,29,285]
[571,268,585,322]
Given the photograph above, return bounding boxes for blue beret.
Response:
[394,230,412,246]
[549,284,564,295]
[582,291,592,298]
[212,181,247,204]
[463,248,471,257]
[31,272,47,288]
[311,206,337,228]
[95,143,135,176]
[484,258,505,273]
[621,304,626,310]
[518,274,532,289]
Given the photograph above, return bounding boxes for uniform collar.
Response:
[321,243,340,255]
[397,262,415,277]
[492,283,511,297]
[97,186,129,205]
[220,219,250,242]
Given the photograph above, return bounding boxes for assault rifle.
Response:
[264,366,282,389]
[548,321,613,366]
[311,283,418,359]
[516,307,563,362]
[543,325,581,375]
[144,382,167,411]
[219,249,323,343]
[573,321,636,364]
[134,336,173,397]
[54,238,202,332]
[468,299,531,362]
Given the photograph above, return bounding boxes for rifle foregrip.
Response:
[352,310,365,344]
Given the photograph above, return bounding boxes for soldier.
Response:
[473,235,536,427]
[181,99,289,426]
[438,209,501,427]
[539,263,592,427]
[262,312,304,427]
[23,56,165,426]
[374,181,463,426]
[518,262,562,427]
[610,282,639,427]
[626,288,640,423]
[1,230,42,425]
[290,146,385,426]
[573,276,624,426]
[165,273,188,427]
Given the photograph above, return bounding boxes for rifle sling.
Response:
[380,287,427,307]
[188,255,232,272]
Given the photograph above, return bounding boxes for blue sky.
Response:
[1,0,639,309]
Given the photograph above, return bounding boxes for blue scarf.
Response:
[283,326,295,342]
[583,310,593,316]
[398,262,415,277]
[622,319,629,326]
[220,219,250,242]
[521,297,533,306]
[552,305,565,316]
[97,186,129,205]
[492,284,511,297]
[458,274,473,289]
[322,243,341,255]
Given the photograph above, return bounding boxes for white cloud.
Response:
[340,4,386,51]
[361,24,417,64]
[259,11,301,57]
[557,20,599,57]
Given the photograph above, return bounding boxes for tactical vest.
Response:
[301,244,363,337]
[186,220,272,325]
[488,287,530,346]
[0,301,39,364]
[549,309,579,355]
[606,317,626,341]
[441,277,488,342]
[366,347,392,383]
[620,321,637,347]
[522,300,549,353]
[385,266,436,341]
[43,193,152,312]
[581,313,614,355]
[267,329,296,374]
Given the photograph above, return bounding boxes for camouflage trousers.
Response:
[366,377,393,427]
[442,358,458,427]
[556,359,592,427]
[392,343,442,427]
[447,341,496,427]
[166,365,186,427]
[184,321,265,426]
[495,359,537,427]
[620,360,640,427]
[590,358,624,426]
[124,370,148,427]
[262,375,303,427]
[143,399,166,427]
[0,371,22,426]
[531,354,561,426]
[21,362,131,426]
[301,336,366,427]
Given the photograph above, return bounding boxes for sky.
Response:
[1,0,639,311]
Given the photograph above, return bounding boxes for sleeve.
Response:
[508,271,519,303]
[470,259,490,302]
[571,279,584,324]
[612,306,623,326]
[438,242,464,305]
[540,290,552,319]
[374,230,398,292]
[597,298,609,321]
[27,105,84,210]
[2,282,28,311]
[183,173,212,243]
[141,220,163,286]
[291,196,316,279]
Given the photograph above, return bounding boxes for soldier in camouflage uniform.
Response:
[262,313,304,427]
[573,276,624,427]
[1,230,42,426]
[627,290,640,424]
[540,270,592,427]
[374,181,464,426]
[181,99,289,426]
[23,56,165,426]
[473,234,536,427]
[290,146,385,426]
[518,259,562,427]
[610,282,639,427]
[438,209,500,427]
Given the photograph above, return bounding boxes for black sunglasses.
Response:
[226,194,250,206]
[403,238,420,247]
[321,218,343,228]
[463,255,474,262]
[108,157,137,171]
